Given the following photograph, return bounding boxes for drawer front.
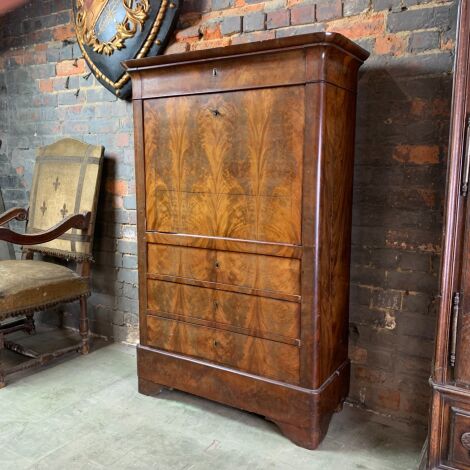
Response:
[147,244,301,297]
[147,280,300,340]
[448,406,470,469]
[146,316,300,384]
[143,87,304,245]
[139,49,306,98]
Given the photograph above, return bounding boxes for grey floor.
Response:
[0,330,425,470]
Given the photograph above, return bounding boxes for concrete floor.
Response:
[0,330,425,470]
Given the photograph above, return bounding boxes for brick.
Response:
[327,12,385,39]
[58,89,84,105]
[374,34,406,56]
[344,0,370,16]
[393,145,440,165]
[190,38,231,51]
[122,255,138,269]
[267,10,290,29]
[243,12,266,33]
[86,87,117,103]
[52,23,74,41]
[231,30,275,45]
[349,345,368,364]
[386,270,437,293]
[117,240,137,256]
[316,0,342,21]
[117,269,138,284]
[212,0,233,9]
[373,0,401,11]
[106,179,128,197]
[396,313,436,340]
[201,23,223,40]
[388,5,453,33]
[175,25,201,41]
[37,78,53,92]
[371,289,402,310]
[291,5,315,25]
[355,366,389,384]
[275,23,325,38]
[402,292,434,315]
[409,30,440,52]
[56,58,86,76]
[221,16,242,35]
[376,388,401,411]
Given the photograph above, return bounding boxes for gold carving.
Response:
[75,0,150,56]
[74,0,169,93]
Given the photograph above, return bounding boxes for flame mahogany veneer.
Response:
[125,33,369,449]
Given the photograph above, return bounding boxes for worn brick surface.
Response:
[0,0,458,424]
[243,12,266,32]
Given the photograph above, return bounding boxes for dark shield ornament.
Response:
[73,0,182,99]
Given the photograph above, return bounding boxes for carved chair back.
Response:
[25,138,104,263]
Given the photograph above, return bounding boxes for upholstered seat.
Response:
[0,138,104,388]
[0,260,89,320]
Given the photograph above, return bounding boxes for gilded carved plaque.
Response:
[73,0,182,99]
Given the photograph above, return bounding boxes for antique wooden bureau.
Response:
[125,33,368,449]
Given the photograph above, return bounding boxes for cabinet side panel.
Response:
[315,84,357,386]
[134,99,149,345]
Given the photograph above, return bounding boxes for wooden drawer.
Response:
[146,315,300,384]
[138,49,305,98]
[143,87,304,245]
[147,244,301,300]
[147,279,300,342]
[446,404,470,469]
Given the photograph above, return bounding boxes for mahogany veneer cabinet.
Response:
[426,1,470,468]
[125,33,368,449]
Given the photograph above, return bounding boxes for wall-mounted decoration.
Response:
[73,0,182,99]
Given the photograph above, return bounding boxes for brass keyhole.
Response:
[212,68,218,76]
[215,261,220,269]
[210,109,221,117]
[213,340,219,347]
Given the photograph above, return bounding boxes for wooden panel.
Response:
[137,50,305,98]
[427,1,470,468]
[456,208,470,385]
[316,84,357,386]
[143,87,304,245]
[138,345,350,449]
[448,406,470,469]
[146,232,302,259]
[147,279,300,341]
[147,244,301,296]
[146,316,300,384]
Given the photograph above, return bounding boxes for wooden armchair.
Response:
[0,190,15,260]
[0,138,104,388]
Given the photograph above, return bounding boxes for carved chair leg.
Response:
[25,313,35,335]
[79,297,89,355]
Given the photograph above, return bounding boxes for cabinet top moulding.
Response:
[123,32,370,100]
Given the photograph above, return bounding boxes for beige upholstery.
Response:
[27,138,103,260]
[0,260,89,320]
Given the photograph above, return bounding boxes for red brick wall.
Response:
[0,0,457,424]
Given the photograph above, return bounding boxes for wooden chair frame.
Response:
[0,208,93,387]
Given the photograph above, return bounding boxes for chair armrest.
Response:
[0,211,91,245]
[0,207,28,226]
